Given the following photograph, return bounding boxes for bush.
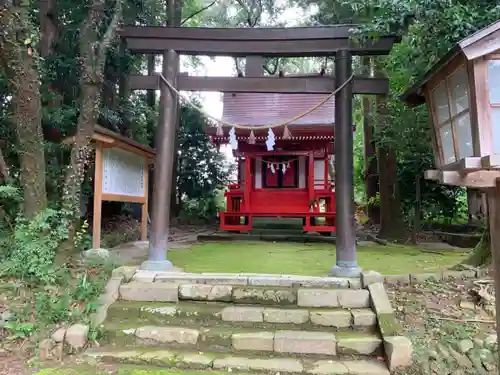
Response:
[2,208,68,284]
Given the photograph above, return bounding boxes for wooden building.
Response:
[209,87,337,233]
[404,19,500,179]
[403,20,500,366]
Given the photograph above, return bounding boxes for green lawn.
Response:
[168,241,467,275]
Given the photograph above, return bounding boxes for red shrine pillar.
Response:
[244,156,251,212]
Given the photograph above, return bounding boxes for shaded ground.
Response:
[388,276,497,375]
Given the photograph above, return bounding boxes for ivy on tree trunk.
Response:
[62,0,123,225]
[0,1,48,219]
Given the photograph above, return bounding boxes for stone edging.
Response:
[90,266,137,328]
[38,266,135,361]
[367,282,413,372]
[362,268,485,288]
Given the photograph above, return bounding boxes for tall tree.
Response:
[0,0,48,218]
[62,0,123,221]
[361,56,380,225]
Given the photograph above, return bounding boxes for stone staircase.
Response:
[85,271,412,374]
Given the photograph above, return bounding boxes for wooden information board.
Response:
[65,126,155,248]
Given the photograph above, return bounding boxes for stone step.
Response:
[132,271,358,289]
[119,282,369,308]
[102,324,383,357]
[84,347,390,375]
[107,301,377,332]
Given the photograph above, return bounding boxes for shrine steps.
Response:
[84,271,411,374]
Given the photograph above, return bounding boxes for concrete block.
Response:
[65,324,89,351]
[135,326,199,345]
[221,306,264,322]
[133,270,156,283]
[178,353,215,369]
[347,278,362,289]
[51,328,66,343]
[119,282,179,302]
[367,283,393,315]
[362,271,384,288]
[213,356,303,373]
[274,330,336,355]
[342,360,390,375]
[111,266,137,282]
[297,289,339,308]
[337,335,382,355]
[337,290,370,308]
[179,284,232,301]
[384,336,413,372]
[263,308,309,324]
[200,274,248,285]
[310,310,352,328]
[351,309,377,326]
[155,273,206,284]
[306,360,349,374]
[232,287,296,305]
[232,331,274,351]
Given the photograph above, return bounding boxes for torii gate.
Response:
[119,13,399,276]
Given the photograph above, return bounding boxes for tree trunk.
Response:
[467,188,487,225]
[361,56,380,225]
[40,0,57,57]
[62,0,122,222]
[0,3,48,218]
[376,95,405,240]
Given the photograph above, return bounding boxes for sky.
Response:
[154,4,318,161]
[178,3,317,119]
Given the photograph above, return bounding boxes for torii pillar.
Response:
[330,49,361,277]
[141,0,179,271]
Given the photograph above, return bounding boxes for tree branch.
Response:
[263,57,280,75]
[181,0,217,26]
[98,0,123,59]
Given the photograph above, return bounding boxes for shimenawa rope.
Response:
[158,73,354,132]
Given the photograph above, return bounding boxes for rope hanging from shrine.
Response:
[158,73,354,151]
[255,157,300,174]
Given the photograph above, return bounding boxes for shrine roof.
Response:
[402,19,500,106]
[62,125,155,160]
[221,93,335,126]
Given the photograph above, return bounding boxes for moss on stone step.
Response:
[106,301,377,333]
[377,313,403,336]
[84,348,390,374]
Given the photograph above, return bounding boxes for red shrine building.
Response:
[206,91,337,233]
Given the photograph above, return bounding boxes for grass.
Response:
[168,241,467,275]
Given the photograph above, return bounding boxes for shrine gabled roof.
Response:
[221,92,335,126]
[402,19,500,106]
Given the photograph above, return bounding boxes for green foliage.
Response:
[176,104,233,221]
[4,322,35,340]
[74,220,91,251]
[293,0,499,224]
[1,209,68,284]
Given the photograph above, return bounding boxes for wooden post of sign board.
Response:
[141,160,149,241]
[488,182,500,370]
[92,144,104,249]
